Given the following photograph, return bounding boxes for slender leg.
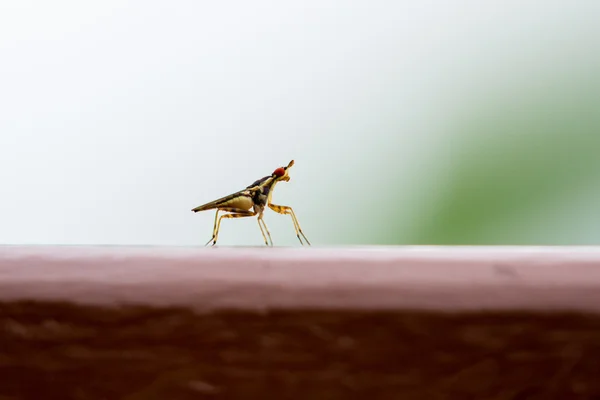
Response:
[205,209,221,246]
[257,217,273,246]
[267,203,311,246]
[205,208,256,246]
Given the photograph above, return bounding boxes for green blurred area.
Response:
[384,79,600,245]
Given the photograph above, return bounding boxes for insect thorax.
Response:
[247,176,273,208]
[252,187,269,207]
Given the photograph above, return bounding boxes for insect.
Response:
[191,160,310,247]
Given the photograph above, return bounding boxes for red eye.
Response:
[273,167,286,177]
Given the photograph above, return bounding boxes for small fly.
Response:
[192,160,310,247]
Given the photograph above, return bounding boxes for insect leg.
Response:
[257,217,273,246]
[267,204,311,246]
[207,208,256,246]
[205,209,221,246]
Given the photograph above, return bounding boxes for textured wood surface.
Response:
[2,246,600,399]
[2,302,600,399]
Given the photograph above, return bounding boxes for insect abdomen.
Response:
[219,195,254,210]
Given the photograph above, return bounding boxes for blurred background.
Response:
[1,1,599,247]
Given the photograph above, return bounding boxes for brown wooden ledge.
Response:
[1,245,600,399]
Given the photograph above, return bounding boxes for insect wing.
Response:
[192,189,250,212]
[246,175,271,189]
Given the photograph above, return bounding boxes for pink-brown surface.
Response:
[2,246,600,399]
[1,245,600,311]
